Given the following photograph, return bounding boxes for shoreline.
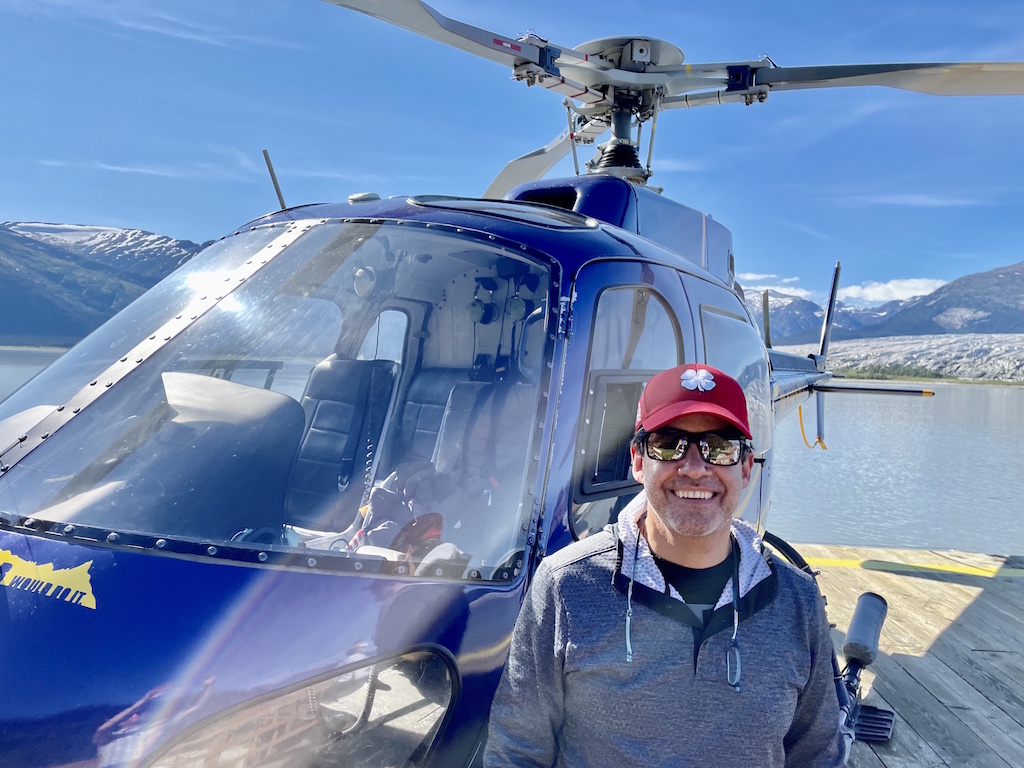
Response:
[831,371,1024,387]
[0,345,69,354]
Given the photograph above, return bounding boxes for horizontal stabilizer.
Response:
[813,383,935,397]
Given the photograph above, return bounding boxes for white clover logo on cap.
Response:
[681,367,716,393]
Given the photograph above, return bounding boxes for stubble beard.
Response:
[649,485,736,540]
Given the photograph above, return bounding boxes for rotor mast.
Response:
[585,103,648,182]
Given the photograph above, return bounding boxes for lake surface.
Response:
[0,346,65,402]
[2,349,1022,555]
[769,381,1024,555]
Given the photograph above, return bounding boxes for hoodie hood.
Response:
[612,490,773,611]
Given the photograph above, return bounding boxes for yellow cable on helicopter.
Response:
[797,405,828,450]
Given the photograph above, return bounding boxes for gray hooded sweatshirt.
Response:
[483,493,844,767]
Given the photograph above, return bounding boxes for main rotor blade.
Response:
[325,0,611,107]
[483,130,573,199]
[755,62,1024,95]
[325,0,555,70]
[483,118,609,198]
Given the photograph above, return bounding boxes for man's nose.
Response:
[676,443,711,475]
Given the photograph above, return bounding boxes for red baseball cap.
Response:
[636,364,752,439]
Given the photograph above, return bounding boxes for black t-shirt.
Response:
[653,554,732,625]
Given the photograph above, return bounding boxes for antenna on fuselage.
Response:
[263,149,287,210]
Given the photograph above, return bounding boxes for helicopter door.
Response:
[678,273,773,528]
[544,261,696,555]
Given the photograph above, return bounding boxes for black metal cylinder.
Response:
[843,592,888,666]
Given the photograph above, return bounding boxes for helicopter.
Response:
[2,1,1023,766]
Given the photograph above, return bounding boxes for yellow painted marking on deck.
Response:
[806,557,1024,579]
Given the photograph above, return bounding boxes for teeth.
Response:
[674,490,713,500]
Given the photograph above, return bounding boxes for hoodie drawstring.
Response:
[626,515,743,693]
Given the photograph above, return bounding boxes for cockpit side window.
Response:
[357,309,408,364]
[699,304,771,458]
[571,286,683,538]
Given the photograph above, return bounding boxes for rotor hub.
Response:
[573,36,685,70]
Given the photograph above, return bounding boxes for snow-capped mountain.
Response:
[0,222,210,346]
[4,222,207,282]
[743,290,912,343]
[743,260,1024,344]
[852,261,1024,338]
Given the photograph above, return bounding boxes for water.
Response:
[0,346,65,402]
[769,382,1024,555]
[2,350,1022,555]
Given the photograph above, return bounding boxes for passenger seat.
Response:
[285,355,398,531]
[424,379,537,562]
[389,368,471,470]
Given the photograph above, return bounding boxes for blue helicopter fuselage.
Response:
[0,177,782,767]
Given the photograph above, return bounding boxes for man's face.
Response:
[630,413,753,540]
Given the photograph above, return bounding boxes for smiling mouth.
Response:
[673,490,714,500]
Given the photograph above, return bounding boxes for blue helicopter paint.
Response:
[0,176,791,767]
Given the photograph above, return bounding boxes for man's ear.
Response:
[740,453,754,488]
[630,443,645,484]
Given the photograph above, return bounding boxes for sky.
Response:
[2,0,1024,306]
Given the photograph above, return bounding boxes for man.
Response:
[483,363,844,767]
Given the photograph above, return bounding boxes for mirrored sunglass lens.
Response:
[646,433,685,461]
[703,436,741,465]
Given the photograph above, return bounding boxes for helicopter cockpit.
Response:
[0,216,554,582]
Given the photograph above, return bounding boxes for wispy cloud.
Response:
[777,219,834,240]
[738,274,810,300]
[284,165,441,187]
[2,0,304,49]
[767,99,896,150]
[742,283,813,300]
[38,157,254,182]
[838,277,946,303]
[848,192,989,207]
[207,145,264,176]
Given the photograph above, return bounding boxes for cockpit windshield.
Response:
[0,220,552,581]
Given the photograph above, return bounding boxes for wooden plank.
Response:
[897,652,1024,767]
[864,712,948,768]
[812,545,964,655]
[851,550,1017,660]
[891,549,1024,615]
[865,645,1010,767]
[847,739,888,768]
[805,544,1024,767]
[927,635,1024,729]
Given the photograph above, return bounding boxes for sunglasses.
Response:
[643,429,749,466]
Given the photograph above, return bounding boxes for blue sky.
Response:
[3,0,1023,305]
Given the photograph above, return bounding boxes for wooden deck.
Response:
[791,544,1024,768]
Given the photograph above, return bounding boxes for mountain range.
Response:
[743,260,1024,345]
[0,222,211,346]
[2,220,1023,350]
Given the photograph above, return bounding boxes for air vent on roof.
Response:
[513,187,579,213]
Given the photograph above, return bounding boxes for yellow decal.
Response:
[0,548,96,609]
